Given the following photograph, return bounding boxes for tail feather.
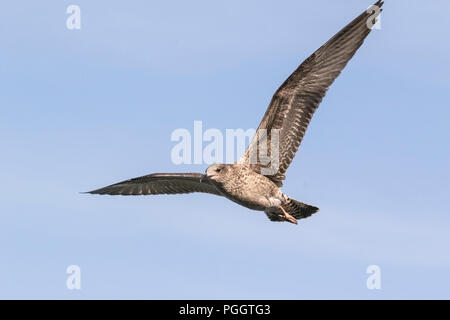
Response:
[266,198,319,222]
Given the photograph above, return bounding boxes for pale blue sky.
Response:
[1,1,449,299]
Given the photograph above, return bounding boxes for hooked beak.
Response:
[200,175,209,183]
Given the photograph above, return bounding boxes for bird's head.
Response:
[205,163,231,184]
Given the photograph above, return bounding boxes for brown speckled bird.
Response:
[87,1,383,224]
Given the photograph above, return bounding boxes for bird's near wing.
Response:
[239,1,383,186]
[86,173,222,196]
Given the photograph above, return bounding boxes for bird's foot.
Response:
[279,205,298,224]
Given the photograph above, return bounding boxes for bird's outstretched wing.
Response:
[86,173,222,196]
[239,1,383,186]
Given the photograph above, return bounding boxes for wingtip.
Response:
[375,0,384,8]
[80,189,101,195]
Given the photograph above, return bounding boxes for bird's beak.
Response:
[200,175,209,183]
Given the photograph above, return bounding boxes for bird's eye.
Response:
[216,168,222,172]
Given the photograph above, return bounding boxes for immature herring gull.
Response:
[87,1,383,224]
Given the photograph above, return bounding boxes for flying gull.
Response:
[87,1,383,224]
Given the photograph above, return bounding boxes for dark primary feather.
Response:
[87,173,223,196]
[241,1,383,186]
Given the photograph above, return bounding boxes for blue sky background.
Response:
[1,0,449,299]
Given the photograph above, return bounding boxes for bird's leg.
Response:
[279,205,297,224]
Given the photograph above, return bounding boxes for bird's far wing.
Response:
[86,173,223,196]
[239,1,383,186]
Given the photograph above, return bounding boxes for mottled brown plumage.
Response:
[87,1,383,224]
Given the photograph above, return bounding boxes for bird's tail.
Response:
[265,198,319,222]
[286,198,319,219]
